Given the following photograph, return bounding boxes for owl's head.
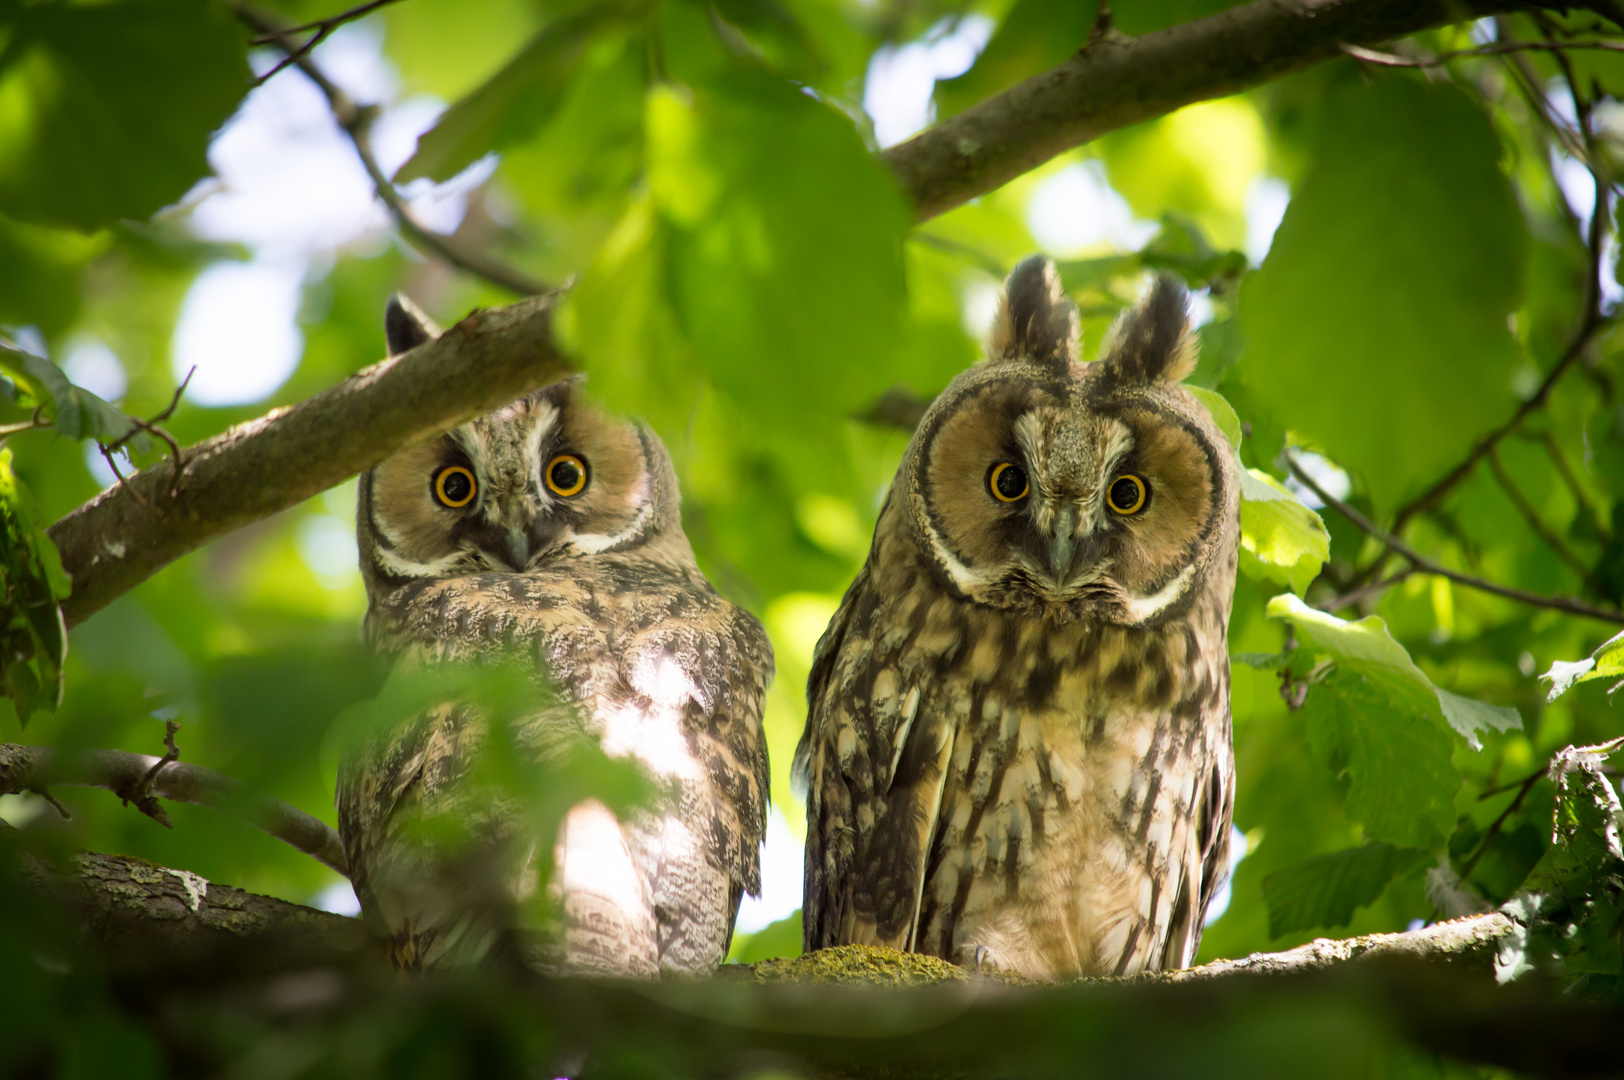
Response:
[896,257,1238,627]
[357,295,688,595]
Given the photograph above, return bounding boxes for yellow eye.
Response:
[545,454,588,498]
[433,465,477,508]
[1107,474,1148,515]
[988,462,1029,503]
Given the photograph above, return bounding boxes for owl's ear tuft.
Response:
[1097,274,1197,385]
[384,293,443,357]
[988,255,1079,370]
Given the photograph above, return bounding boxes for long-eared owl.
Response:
[338,295,773,976]
[795,259,1238,979]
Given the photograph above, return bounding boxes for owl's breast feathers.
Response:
[346,555,772,968]
[800,529,1235,979]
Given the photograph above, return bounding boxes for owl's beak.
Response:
[1048,505,1078,582]
[503,528,531,572]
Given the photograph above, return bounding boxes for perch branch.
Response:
[1285,453,1624,626]
[882,0,1530,222]
[234,3,548,297]
[47,293,568,628]
[0,743,349,876]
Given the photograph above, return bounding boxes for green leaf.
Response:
[1434,687,1522,747]
[1238,469,1328,596]
[0,342,147,449]
[1540,629,1624,701]
[395,5,631,185]
[1238,76,1527,512]
[1262,842,1427,938]
[728,909,803,963]
[562,72,910,434]
[0,0,250,229]
[0,447,69,722]
[933,0,1099,119]
[1268,594,1461,845]
[1187,386,1240,449]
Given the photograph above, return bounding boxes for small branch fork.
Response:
[1286,452,1624,627]
[1338,38,1624,70]
[231,3,547,297]
[0,742,349,876]
[96,367,195,514]
[249,0,406,85]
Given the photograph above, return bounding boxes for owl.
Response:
[338,295,773,977]
[795,259,1238,980]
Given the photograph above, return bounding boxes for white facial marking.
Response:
[1120,561,1197,623]
[566,466,652,554]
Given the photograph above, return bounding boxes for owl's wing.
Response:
[1157,714,1236,970]
[798,569,956,953]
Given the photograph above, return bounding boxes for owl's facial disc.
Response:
[919,384,1219,624]
[363,385,662,581]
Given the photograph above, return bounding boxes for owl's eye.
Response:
[545,454,588,498]
[433,465,477,509]
[988,462,1029,503]
[1107,474,1148,515]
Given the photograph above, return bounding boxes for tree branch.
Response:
[882,0,1527,222]
[249,0,407,84]
[233,2,548,297]
[1486,447,1604,594]
[48,293,568,628]
[1286,452,1624,626]
[0,743,348,876]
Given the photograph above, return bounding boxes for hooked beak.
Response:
[503,528,531,572]
[1048,504,1078,583]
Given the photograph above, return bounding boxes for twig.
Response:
[1339,39,1624,70]
[0,406,51,440]
[249,0,405,84]
[1285,452,1624,626]
[1522,429,1611,543]
[98,444,158,515]
[103,366,193,499]
[233,3,548,297]
[1459,769,1542,879]
[1314,568,1416,614]
[133,719,183,814]
[0,743,349,876]
[1486,447,1603,593]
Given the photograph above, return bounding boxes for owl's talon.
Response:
[974,945,990,970]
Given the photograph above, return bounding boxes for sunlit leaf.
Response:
[1238,469,1328,596]
[1541,630,1624,702]
[0,342,148,450]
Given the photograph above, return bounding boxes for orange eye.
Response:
[545,454,588,497]
[1107,474,1148,515]
[988,462,1028,503]
[433,465,477,508]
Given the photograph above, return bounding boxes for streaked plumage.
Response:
[339,295,772,976]
[796,259,1238,979]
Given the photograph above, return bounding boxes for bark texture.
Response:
[48,294,567,628]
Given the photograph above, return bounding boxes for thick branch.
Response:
[48,294,568,628]
[0,743,348,875]
[884,0,1521,221]
[33,850,361,952]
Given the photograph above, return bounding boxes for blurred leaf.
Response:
[728,908,803,962]
[1188,386,1240,448]
[0,0,249,229]
[396,4,634,184]
[1262,842,1427,938]
[0,447,69,722]
[1239,470,1328,596]
[563,71,910,435]
[1541,629,1624,702]
[1239,76,1527,511]
[1057,214,1246,293]
[933,0,1098,118]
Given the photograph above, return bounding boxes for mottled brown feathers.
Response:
[800,260,1238,980]
[342,297,772,979]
